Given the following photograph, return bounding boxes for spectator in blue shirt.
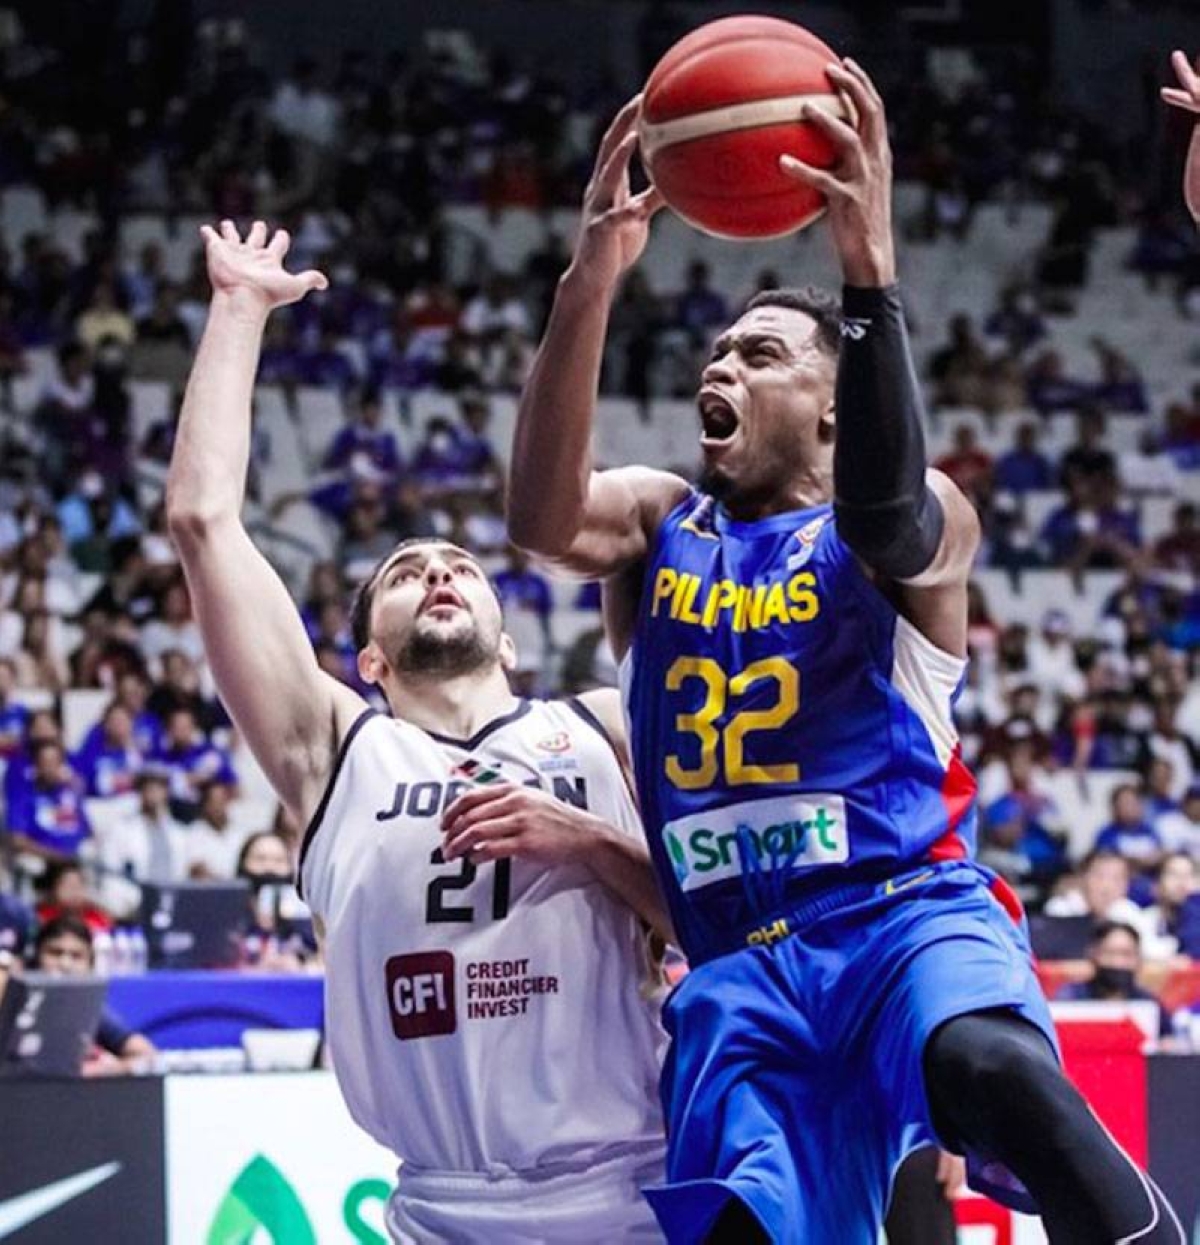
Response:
[4,708,64,816]
[0,656,29,762]
[994,421,1055,494]
[1095,783,1165,874]
[297,328,360,390]
[322,393,402,479]
[152,705,237,820]
[6,739,91,859]
[0,889,32,961]
[676,260,728,346]
[73,702,145,799]
[494,545,553,635]
[77,673,161,758]
[34,916,157,1073]
[1026,349,1092,415]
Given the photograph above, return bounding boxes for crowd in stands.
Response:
[0,9,1197,1053]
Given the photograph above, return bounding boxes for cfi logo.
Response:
[207,1155,389,1245]
[536,732,571,754]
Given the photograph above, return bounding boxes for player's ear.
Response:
[356,642,385,686]
[819,397,836,444]
[498,632,518,673]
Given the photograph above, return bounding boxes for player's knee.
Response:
[927,1014,1057,1115]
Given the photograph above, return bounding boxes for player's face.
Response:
[696,306,835,508]
[367,543,507,679]
[38,933,92,976]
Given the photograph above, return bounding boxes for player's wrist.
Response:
[209,287,274,327]
[559,261,620,305]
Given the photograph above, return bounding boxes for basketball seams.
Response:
[639,93,851,160]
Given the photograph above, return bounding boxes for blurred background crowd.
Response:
[0,0,1199,1055]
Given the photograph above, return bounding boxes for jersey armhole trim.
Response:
[566,696,616,751]
[297,706,380,896]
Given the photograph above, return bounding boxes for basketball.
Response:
[638,16,849,240]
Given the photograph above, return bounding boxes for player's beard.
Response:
[391,616,497,678]
[697,463,735,500]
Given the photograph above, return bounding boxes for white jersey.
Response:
[299,697,667,1186]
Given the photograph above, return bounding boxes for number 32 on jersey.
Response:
[665,655,800,790]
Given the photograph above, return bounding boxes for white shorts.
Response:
[386,1146,666,1244]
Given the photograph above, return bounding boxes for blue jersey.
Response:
[622,492,978,964]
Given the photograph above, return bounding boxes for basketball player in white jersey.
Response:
[165,220,669,1243]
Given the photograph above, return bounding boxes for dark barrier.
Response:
[1148,1054,1200,1240]
[0,1077,166,1244]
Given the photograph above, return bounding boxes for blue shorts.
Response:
[644,860,1058,1244]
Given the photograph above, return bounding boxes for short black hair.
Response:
[1080,847,1129,873]
[34,913,93,956]
[1090,919,1140,947]
[744,286,842,358]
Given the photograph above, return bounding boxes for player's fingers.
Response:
[628,184,666,218]
[825,62,879,143]
[199,224,220,247]
[1171,49,1200,93]
[779,153,842,198]
[442,784,511,831]
[593,95,643,174]
[267,227,291,259]
[467,837,522,863]
[1161,87,1200,113]
[799,101,861,154]
[247,219,268,248]
[841,56,884,109]
[219,219,239,244]
[590,133,639,210]
[300,268,329,292]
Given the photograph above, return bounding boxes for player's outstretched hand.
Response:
[778,57,895,287]
[441,782,602,867]
[1162,50,1200,114]
[568,96,664,294]
[200,220,328,313]
[1162,52,1200,225]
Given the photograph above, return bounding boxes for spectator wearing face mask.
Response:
[1055,921,1172,1040]
[236,830,315,971]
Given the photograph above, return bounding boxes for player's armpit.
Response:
[513,465,689,579]
[170,511,367,817]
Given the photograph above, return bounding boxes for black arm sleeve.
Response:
[833,283,944,580]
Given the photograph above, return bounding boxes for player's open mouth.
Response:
[421,587,467,616]
[698,391,740,448]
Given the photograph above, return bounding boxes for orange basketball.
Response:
[639,16,848,240]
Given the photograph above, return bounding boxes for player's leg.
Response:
[883,1147,956,1245]
[924,1010,1184,1244]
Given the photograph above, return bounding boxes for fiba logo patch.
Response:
[536,732,571,753]
[787,513,830,570]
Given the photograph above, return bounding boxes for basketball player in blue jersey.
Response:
[1163,49,1200,226]
[510,58,1183,1244]
[165,222,675,1242]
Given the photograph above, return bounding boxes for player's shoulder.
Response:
[603,464,692,530]
[559,687,631,774]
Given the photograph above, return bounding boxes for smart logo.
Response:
[662,794,849,891]
[207,1155,389,1244]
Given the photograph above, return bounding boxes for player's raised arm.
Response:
[1162,50,1200,225]
[509,98,687,578]
[780,59,979,656]
[166,221,366,821]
